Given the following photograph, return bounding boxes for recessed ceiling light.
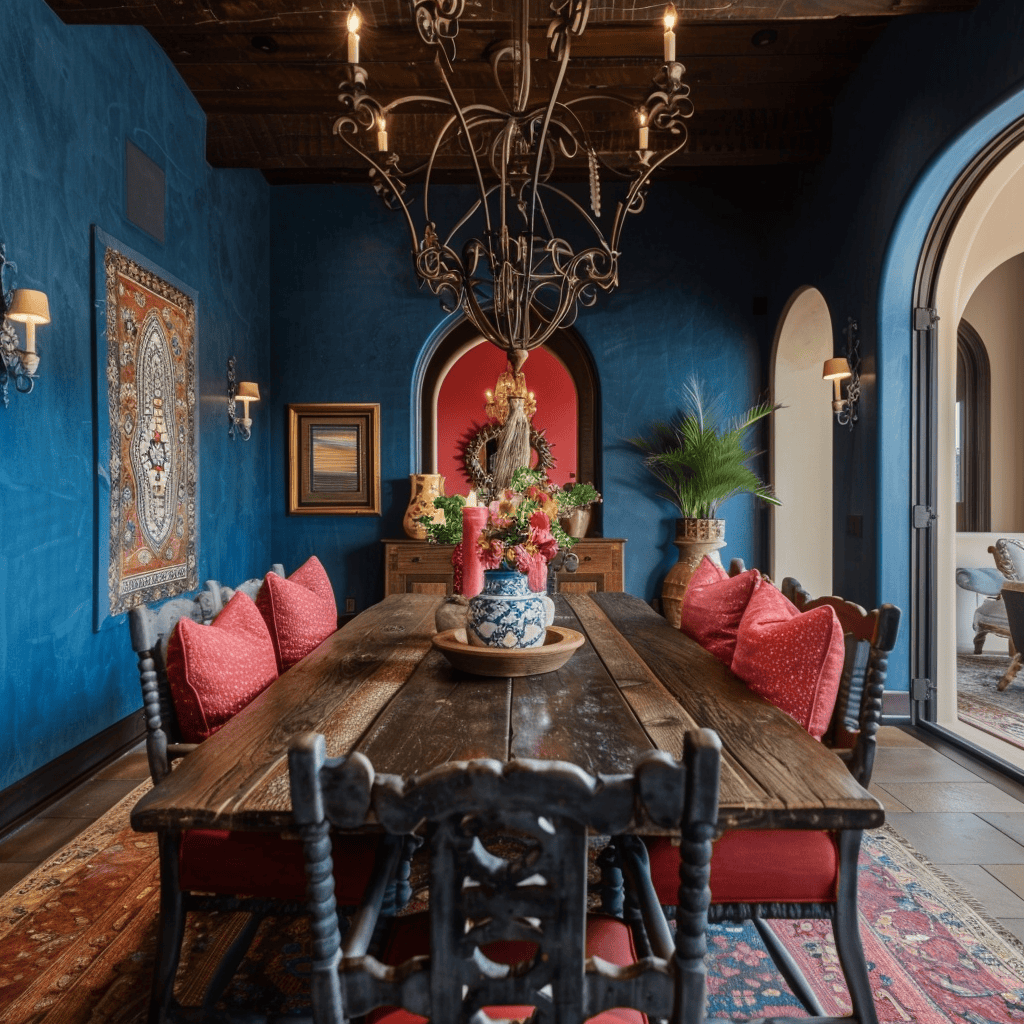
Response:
[751,29,778,48]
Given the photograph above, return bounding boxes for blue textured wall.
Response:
[768,0,1024,692]
[0,0,271,790]
[268,183,771,608]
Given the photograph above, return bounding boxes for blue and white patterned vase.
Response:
[467,569,553,649]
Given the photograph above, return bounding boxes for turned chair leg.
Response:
[974,628,988,654]
[998,653,1022,691]
[150,832,185,1024]
[833,829,878,1024]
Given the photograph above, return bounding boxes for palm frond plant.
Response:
[631,376,781,520]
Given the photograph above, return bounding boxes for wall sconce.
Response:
[227,356,260,441]
[0,244,51,407]
[822,316,860,429]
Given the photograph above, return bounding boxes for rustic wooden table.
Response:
[130,592,882,836]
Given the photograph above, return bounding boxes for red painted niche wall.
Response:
[435,341,578,495]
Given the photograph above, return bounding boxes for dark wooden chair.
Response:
[129,567,388,1024]
[997,580,1024,690]
[623,579,900,1024]
[288,730,722,1024]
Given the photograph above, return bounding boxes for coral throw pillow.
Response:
[166,591,279,743]
[678,557,762,665]
[731,583,844,741]
[257,556,338,672]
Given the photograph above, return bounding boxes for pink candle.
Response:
[460,506,487,598]
[527,553,547,593]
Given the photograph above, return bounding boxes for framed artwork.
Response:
[288,403,381,515]
[93,227,199,630]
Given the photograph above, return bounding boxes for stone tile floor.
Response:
[3,728,1024,942]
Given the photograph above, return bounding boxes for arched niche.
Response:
[415,316,600,498]
[769,286,835,597]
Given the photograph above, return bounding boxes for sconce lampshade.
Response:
[7,289,51,325]
[822,357,852,381]
[236,381,260,402]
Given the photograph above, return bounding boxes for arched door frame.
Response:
[955,318,991,533]
[909,114,1024,734]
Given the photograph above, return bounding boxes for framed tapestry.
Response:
[288,403,380,515]
[93,227,199,630]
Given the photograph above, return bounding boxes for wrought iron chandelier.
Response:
[335,0,693,360]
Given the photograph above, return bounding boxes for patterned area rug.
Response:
[957,653,1024,751]
[2,785,1024,1022]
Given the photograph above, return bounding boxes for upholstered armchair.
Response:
[957,538,1024,655]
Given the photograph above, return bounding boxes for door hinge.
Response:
[911,678,933,702]
[914,306,940,330]
[912,505,937,528]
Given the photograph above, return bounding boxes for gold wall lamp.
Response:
[0,244,51,407]
[227,356,260,441]
[822,317,860,429]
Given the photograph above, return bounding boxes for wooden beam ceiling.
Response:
[43,0,979,182]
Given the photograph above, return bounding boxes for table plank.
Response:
[566,593,764,812]
[587,592,884,831]
[131,594,442,831]
[508,600,656,774]
[355,649,512,773]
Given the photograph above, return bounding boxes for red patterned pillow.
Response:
[256,556,338,672]
[678,557,762,665]
[166,591,279,743]
[731,582,844,740]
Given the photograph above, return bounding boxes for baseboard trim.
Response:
[882,690,910,722]
[0,709,146,838]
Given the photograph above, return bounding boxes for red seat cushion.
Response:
[678,558,762,665]
[178,829,380,905]
[646,829,840,906]
[730,582,844,740]
[166,591,280,743]
[368,913,644,1024]
[256,556,339,672]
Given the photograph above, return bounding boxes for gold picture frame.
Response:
[288,403,381,515]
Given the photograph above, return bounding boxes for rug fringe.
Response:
[873,822,1024,968]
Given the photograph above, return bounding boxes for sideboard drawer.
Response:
[383,538,625,597]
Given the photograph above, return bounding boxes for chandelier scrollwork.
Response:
[334,0,694,359]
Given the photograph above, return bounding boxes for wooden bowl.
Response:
[431,626,585,678]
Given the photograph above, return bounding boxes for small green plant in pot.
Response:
[630,376,781,627]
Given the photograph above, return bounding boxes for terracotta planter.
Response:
[660,518,726,629]
[402,473,446,539]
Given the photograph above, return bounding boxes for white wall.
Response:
[770,287,834,598]
[962,254,1024,531]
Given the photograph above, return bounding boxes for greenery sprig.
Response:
[630,376,781,520]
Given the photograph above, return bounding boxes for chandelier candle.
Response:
[346,8,360,63]
[461,505,488,599]
[664,5,677,63]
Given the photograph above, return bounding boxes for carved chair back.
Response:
[781,577,901,788]
[289,730,722,1024]
[128,565,283,784]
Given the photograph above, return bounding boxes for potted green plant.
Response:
[555,481,602,539]
[630,376,780,627]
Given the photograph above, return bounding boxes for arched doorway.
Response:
[770,287,835,597]
[909,119,1024,773]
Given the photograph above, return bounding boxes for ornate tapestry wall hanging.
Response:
[93,228,199,627]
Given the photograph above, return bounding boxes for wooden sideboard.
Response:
[383,538,626,596]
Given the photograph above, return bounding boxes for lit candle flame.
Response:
[347,7,361,34]
[663,4,676,31]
